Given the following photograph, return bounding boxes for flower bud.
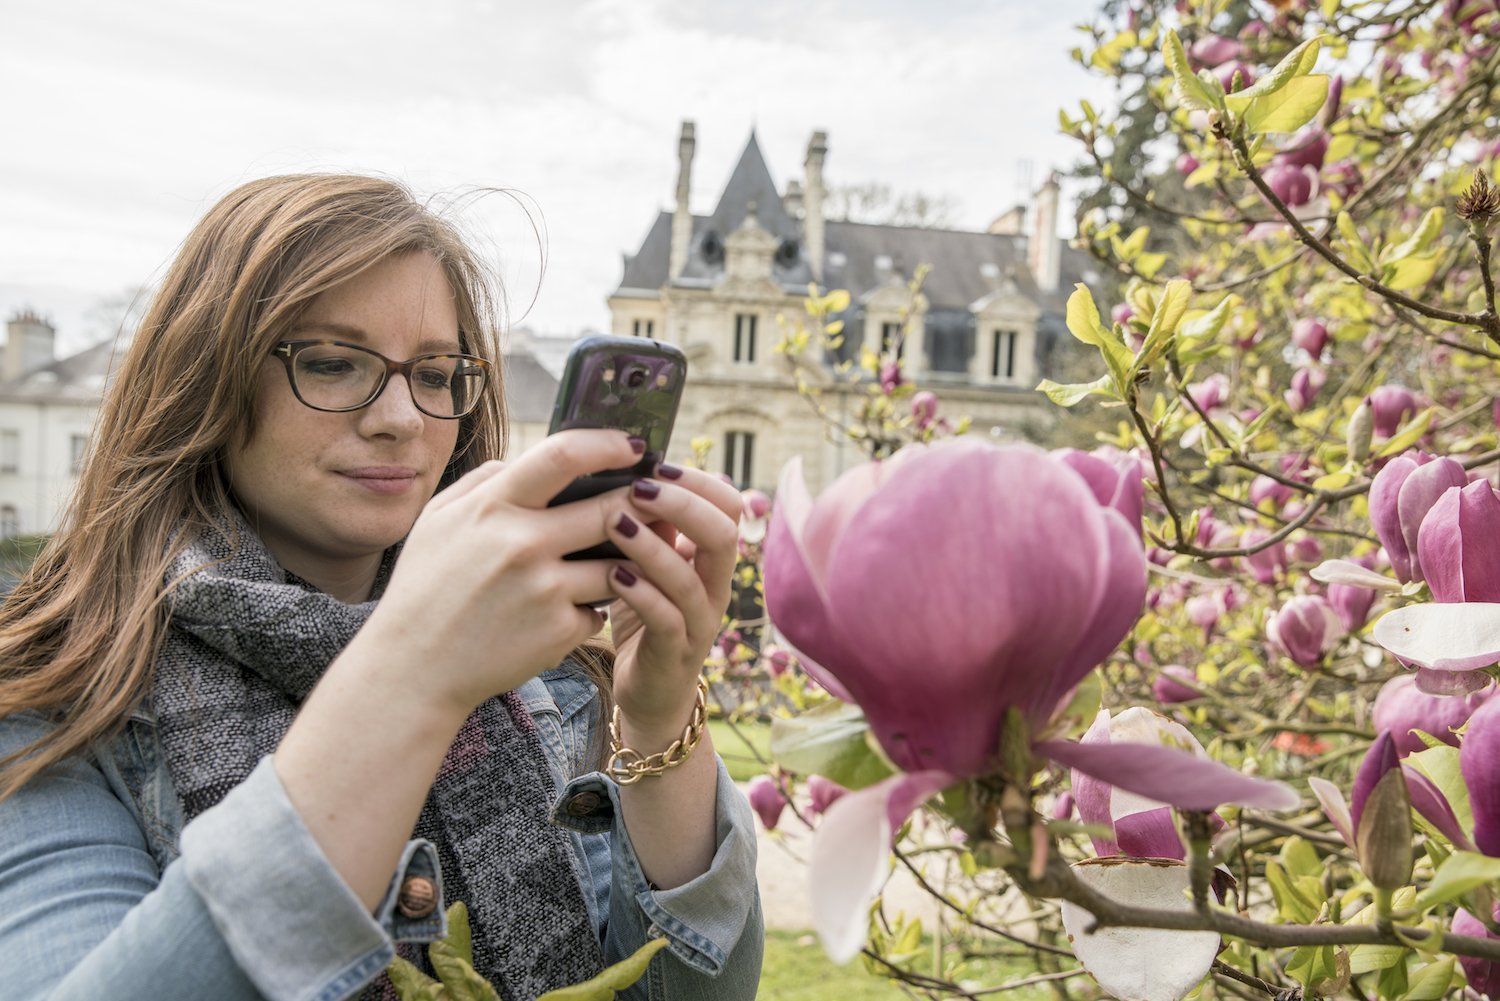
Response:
[1351,732,1414,891]
[807,775,848,816]
[1263,161,1315,207]
[741,489,772,521]
[1417,479,1500,603]
[1369,385,1417,438]
[1318,75,1343,129]
[879,360,903,393]
[1190,34,1243,68]
[1327,582,1376,633]
[1346,398,1374,465]
[1291,318,1329,357]
[1241,527,1288,585]
[764,645,794,678]
[1187,374,1228,412]
[1368,452,1466,583]
[1250,475,1294,511]
[1267,595,1342,667]
[1175,153,1199,177]
[1153,665,1200,704]
[1217,61,1257,92]
[1290,533,1323,565]
[748,775,787,830]
[1275,131,1330,172]
[911,390,938,429]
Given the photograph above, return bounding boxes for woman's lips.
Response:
[339,467,419,495]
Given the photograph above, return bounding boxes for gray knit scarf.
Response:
[150,515,605,1001]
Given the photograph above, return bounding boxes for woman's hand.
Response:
[356,429,652,716]
[600,463,742,743]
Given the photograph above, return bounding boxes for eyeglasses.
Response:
[272,340,491,419]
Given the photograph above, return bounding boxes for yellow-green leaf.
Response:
[1064,284,1132,381]
[446,903,473,966]
[1382,253,1441,292]
[388,956,445,1001]
[1405,957,1457,1001]
[429,941,500,1001]
[1313,471,1352,491]
[537,938,671,1001]
[1240,75,1330,134]
[1225,37,1323,113]
[1037,375,1117,407]
[1349,944,1406,975]
[1178,294,1238,342]
[1414,851,1500,910]
[1387,208,1445,262]
[1374,406,1436,458]
[1163,30,1221,112]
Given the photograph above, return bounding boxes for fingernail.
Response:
[615,513,640,538]
[627,436,647,455]
[632,479,661,500]
[613,566,637,587]
[657,463,684,480]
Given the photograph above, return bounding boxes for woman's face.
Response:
[224,252,463,594]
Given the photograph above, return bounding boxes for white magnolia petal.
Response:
[809,772,951,964]
[1372,603,1500,670]
[1061,858,1220,1001]
[1308,776,1354,848]
[1309,559,1402,591]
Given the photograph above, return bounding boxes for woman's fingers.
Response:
[425,459,507,511]
[486,429,646,510]
[655,462,743,524]
[622,478,739,612]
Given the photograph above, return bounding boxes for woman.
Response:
[0,174,763,1000]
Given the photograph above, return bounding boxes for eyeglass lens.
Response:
[290,343,485,417]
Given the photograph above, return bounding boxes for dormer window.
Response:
[880,322,903,360]
[734,314,758,363]
[992,329,1018,380]
[633,318,654,338]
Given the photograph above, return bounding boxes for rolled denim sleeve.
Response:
[552,756,763,1000]
[181,756,447,1001]
[0,709,444,1001]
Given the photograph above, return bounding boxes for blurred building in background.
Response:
[607,122,1094,494]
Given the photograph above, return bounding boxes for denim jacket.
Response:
[0,664,763,1001]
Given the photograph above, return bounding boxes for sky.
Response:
[1,0,1110,356]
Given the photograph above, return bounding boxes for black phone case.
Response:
[546,335,687,560]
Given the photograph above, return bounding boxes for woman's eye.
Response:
[301,358,357,377]
[413,367,451,390]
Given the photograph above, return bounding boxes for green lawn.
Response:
[708,716,774,783]
[758,929,1069,1000]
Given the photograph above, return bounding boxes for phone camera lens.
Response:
[625,366,648,389]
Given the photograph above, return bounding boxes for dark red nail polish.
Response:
[615,513,640,538]
[657,463,684,480]
[627,436,647,455]
[632,479,661,500]
[613,566,637,587]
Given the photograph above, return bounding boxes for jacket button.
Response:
[397,876,437,919]
[566,791,602,817]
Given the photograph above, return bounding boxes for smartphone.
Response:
[546,334,687,560]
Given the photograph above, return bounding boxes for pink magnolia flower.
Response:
[1250,475,1294,511]
[1373,673,1493,757]
[1284,366,1326,412]
[1175,153,1199,177]
[807,775,848,816]
[1367,452,1467,583]
[1052,446,1145,538]
[747,775,787,830]
[764,441,1297,960]
[739,488,772,545]
[1267,595,1343,668]
[1217,60,1257,92]
[1241,527,1288,584]
[911,391,938,429]
[1453,905,1500,999]
[1186,373,1229,412]
[1369,385,1418,437]
[1262,162,1316,207]
[1190,34,1243,68]
[1153,665,1200,704]
[1073,708,1226,859]
[1185,593,1223,640]
[1291,318,1329,357]
[879,360,903,393]
[763,644,794,678]
[1327,581,1376,632]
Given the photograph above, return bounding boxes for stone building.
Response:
[606,123,1093,494]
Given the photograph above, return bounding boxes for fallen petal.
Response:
[1372,603,1500,671]
[1061,858,1219,1001]
[1041,740,1300,812]
[810,770,955,964]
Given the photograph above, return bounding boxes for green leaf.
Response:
[1387,208,1446,262]
[1240,75,1330,134]
[1374,407,1436,458]
[388,956,445,1001]
[1178,294,1238,343]
[537,938,671,1001]
[1405,956,1457,1001]
[1266,860,1320,923]
[446,902,474,967]
[1163,30,1222,112]
[1280,836,1322,879]
[1382,254,1441,292]
[1409,744,1474,836]
[1336,211,1376,271]
[1037,375,1118,407]
[1065,284,1132,369]
[1225,37,1323,113]
[1415,851,1500,910]
[769,700,895,790]
[1349,944,1406,974]
[430,941,500,1001]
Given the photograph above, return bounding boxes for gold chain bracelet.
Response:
[607,678,710,785]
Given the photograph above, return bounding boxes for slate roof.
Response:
[500,349,559,423]
[0,339,122,404]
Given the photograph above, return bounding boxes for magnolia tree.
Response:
[715,2,1500,999]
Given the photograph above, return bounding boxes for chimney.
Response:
[1027,173,1061,294]
[5,310,55,380]
[668,121,696,280]
[987,205,1025,235]
[783,179,804,220]
[803,130,828,285]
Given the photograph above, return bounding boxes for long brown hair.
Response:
[0,174,609,801]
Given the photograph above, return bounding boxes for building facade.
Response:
[607,123,1092,495]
